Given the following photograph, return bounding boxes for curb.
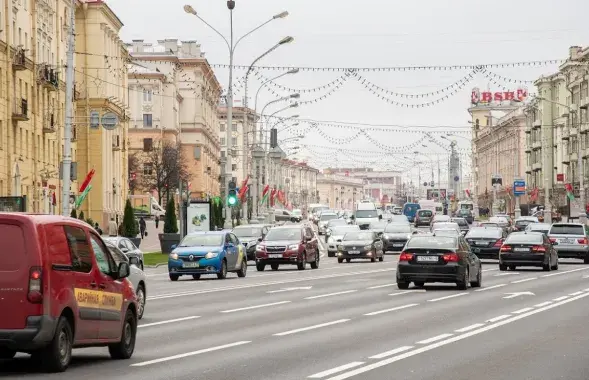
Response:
[145,263,167,269]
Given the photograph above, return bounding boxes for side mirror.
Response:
[129,257,140,266]
[117,262,130,279]
[170,244,177,250]
[258,237,263,242]
[350,215,355,220]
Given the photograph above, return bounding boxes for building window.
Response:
[220,123,226,132]
[232,123,237,132]
[143,113,153,127]
[143,138,153,151]
[220,150,226,158]
[220,137,226,146]
[143,163,153,176]
[232,164,237,171]
[231,137,237,146]
[143,89,152,102]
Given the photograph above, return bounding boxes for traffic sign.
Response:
[513,180,526,196]
[101,112,119,130]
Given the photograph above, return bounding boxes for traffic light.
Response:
[270,128,278,148]
[227,180,238,207]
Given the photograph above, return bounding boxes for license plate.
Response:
[348,250,360,254]
[393,243,404,247]
[559,238,575,244]
[513,248,530,252]
[183,262,199,268]
[268,254,282,258]
[476,241,487,245]
[417,256,438,262]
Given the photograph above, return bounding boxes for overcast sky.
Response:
[107,0,588,185]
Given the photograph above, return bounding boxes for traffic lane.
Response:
[347,287,589,380]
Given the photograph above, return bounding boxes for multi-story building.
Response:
[281,159,319,208]
[125,39,222,198]
[323,168,402,204]
[74,0,129,227]
[0,0,77,213]
[317,173,364,209]
[525,46,589,217]
[218,106,257,184]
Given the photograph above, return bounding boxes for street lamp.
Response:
[184,3,289,229]
[254,69,299,122]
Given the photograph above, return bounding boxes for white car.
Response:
[105,240,148,319]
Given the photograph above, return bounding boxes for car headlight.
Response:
[205,252,219,259]
[364,244,372,250]
[256,245,265,251]
[407,234,412,239]
[169,252,178,260]
[287,244,299,250]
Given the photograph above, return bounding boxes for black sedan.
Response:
[381,223,415,252]
[336,231,384,263]
[232,224,271,260]
[499,231,559,271]
[396,235,482,290]
[465,227,506,259]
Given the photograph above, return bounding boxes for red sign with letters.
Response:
[471,88,527,105]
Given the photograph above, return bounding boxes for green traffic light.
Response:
[227,196,237,206]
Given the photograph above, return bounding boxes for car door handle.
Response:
[90,281,97,288]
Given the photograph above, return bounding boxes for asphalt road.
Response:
[3,234,589,379]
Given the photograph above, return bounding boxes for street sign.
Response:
[101,112,119,130]
[513,180,526,196]
[90,111,100,129]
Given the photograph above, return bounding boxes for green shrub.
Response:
[78,211,85,221]
[163,198,178,233]
[70,209,77,218]
[121,199,137,238]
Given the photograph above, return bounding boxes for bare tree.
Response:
[128,153,141,194]
[138,139,189,205]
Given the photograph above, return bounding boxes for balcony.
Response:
[580,96,589,109]
[562,128,570,140]
[533,119,541,129]
[43,114,56,133]
[12,99,29,121]
[569,127,578,138]
[112,135,121,151]
[570,151,578,162]
[532,162,542,171]
[525,165,532,174]
[12,48,26,71]
[524,146,531,153]
[532,141,542,150]
[38,64,59,91]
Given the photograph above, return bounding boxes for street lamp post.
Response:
[184,3,288,229]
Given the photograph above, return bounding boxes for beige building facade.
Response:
[218,106,257,185]
[281,159,319,208]
[317,173,364,209]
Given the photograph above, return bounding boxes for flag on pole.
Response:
[260,185,270,205]
[565,183,575,201]
[75,185,92,209]
[78,169,95,193]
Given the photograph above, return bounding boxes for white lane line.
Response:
[584,288,589,292]
[474,283,506,292]
[323,291,589,380]
[569,291,583,296]
[494,272,519,276]
[369,346,414,359]
[389,290,426,296]
[511,277,537,284]
[274,319,350,337]
[486,315,511,323]
[131,341,251,367]
[482,268,498,272]
[367,284,397,289]
[427,293,468,302]
[138,316,200,328]
[534,301,552,307]
[363,303,419,316]
[308,362,365,378]
[305,290,357,300]
[543,267,589,277]
[454,323,484,333]
[417,333,454,344]
[512,307,534,314]
[553,296,569,301]
[220,301,291,313]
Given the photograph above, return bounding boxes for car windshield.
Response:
[343,232,373,241]
[265,228,301,241]
[480,223,499,228]
[355,210,378,218]
[433,223,458,230]
[328,219,347,227]
[418,210,433,217]
[550,224,585,235]
[451,218,468,226]
[505,233,544,244]
[232,227,263,237]
[179,234,223,247]
[515,220,533,227]
[434,229,460,236]
[527,223,551,232]
[369,221,388,230]
[384,224,411,233]
[331,226,359,235]
[320,214,338,221]
[466,228,502,238]
[406,236,457,249]
[490,217,508,224]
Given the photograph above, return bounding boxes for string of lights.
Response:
[253,69,347,94]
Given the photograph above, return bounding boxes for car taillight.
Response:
[549,238,557,243]
[532,245,546,252]
[500,245,512,252]
[578,237,588,244]
[493,239,504,247]
[399,252,414,261]
[442,253,459,262]
[27,267,43,304]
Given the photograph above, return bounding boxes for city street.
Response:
[3,233,589,379]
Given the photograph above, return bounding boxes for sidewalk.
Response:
[136,219,167,253]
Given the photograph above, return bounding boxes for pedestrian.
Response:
[155,215,159,229]
[108,217,118,237]
[94,222,103,235]
[139,217,146,239]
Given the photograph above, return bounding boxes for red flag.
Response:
[270,188,277,207]
[79,169,95,193]
[261,185,270,197]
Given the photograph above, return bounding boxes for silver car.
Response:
[326,225,360,257]
[318,213,339,235]
[548,223,589,263]
[103,236,145,270]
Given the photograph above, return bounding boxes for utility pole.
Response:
[514,109,525,219]
[61,3,75,216]
[223,3,235,229]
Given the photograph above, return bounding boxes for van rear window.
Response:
[0,224,26,272]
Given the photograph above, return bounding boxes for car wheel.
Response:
[297,254,307,270]
[414,282,424,287]
[256,263,266,271]
[108,308,137,360]
[192,274,201,280]
[237,260,247,277]
[509,265,517,271]
[471,267,482,288]
[136,284,146,320]
[337,258,343,263]
[457,268,469,290]
[542,262,551,271]
[346,258,351,263]
[397,281,410,289]
[552,256,559,270]
[217,260,228,279]
[499,264,507,271]
[0,348,15,359]
[34,316,73,372]
[310,252,319,269]
[271,263,280,271]
[169,274,179,281]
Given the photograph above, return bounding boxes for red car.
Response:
[0,214,138,372]
[255,225,319,271]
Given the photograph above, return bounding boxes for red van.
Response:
[0,213,138,372]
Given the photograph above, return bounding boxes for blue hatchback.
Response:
[168,231,248,281]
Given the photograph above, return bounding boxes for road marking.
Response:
[389,290,426,296]
[427,293,468,302]
[512,307,534,314]
[367,284,397,289]
[454,323,484,333]
[569,291,583,296]
[138,316,200,328]
[267,286,312,294]
[511,277,537,284]
[482,268,498,272]
[474,284,506,292]
[273,319,350,336]
[494,272,520,276]
[553,296,569,301]
[417,333,454,344]
[486,314,511,322]
[503,291,534,299]
[534,301,552,307]
[369,346,414,359]
[584,288,589,292]
[305,290,357,299]
[130,341,251,367]
[220,301,291,313]
[308,362,365,378]
[543,267,589,277]
[323,291,589,380]
[363,303,419,316]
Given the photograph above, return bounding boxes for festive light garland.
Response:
[253,69,347,94]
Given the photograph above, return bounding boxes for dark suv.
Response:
[415,209,433,227]
[255,225,319,271]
